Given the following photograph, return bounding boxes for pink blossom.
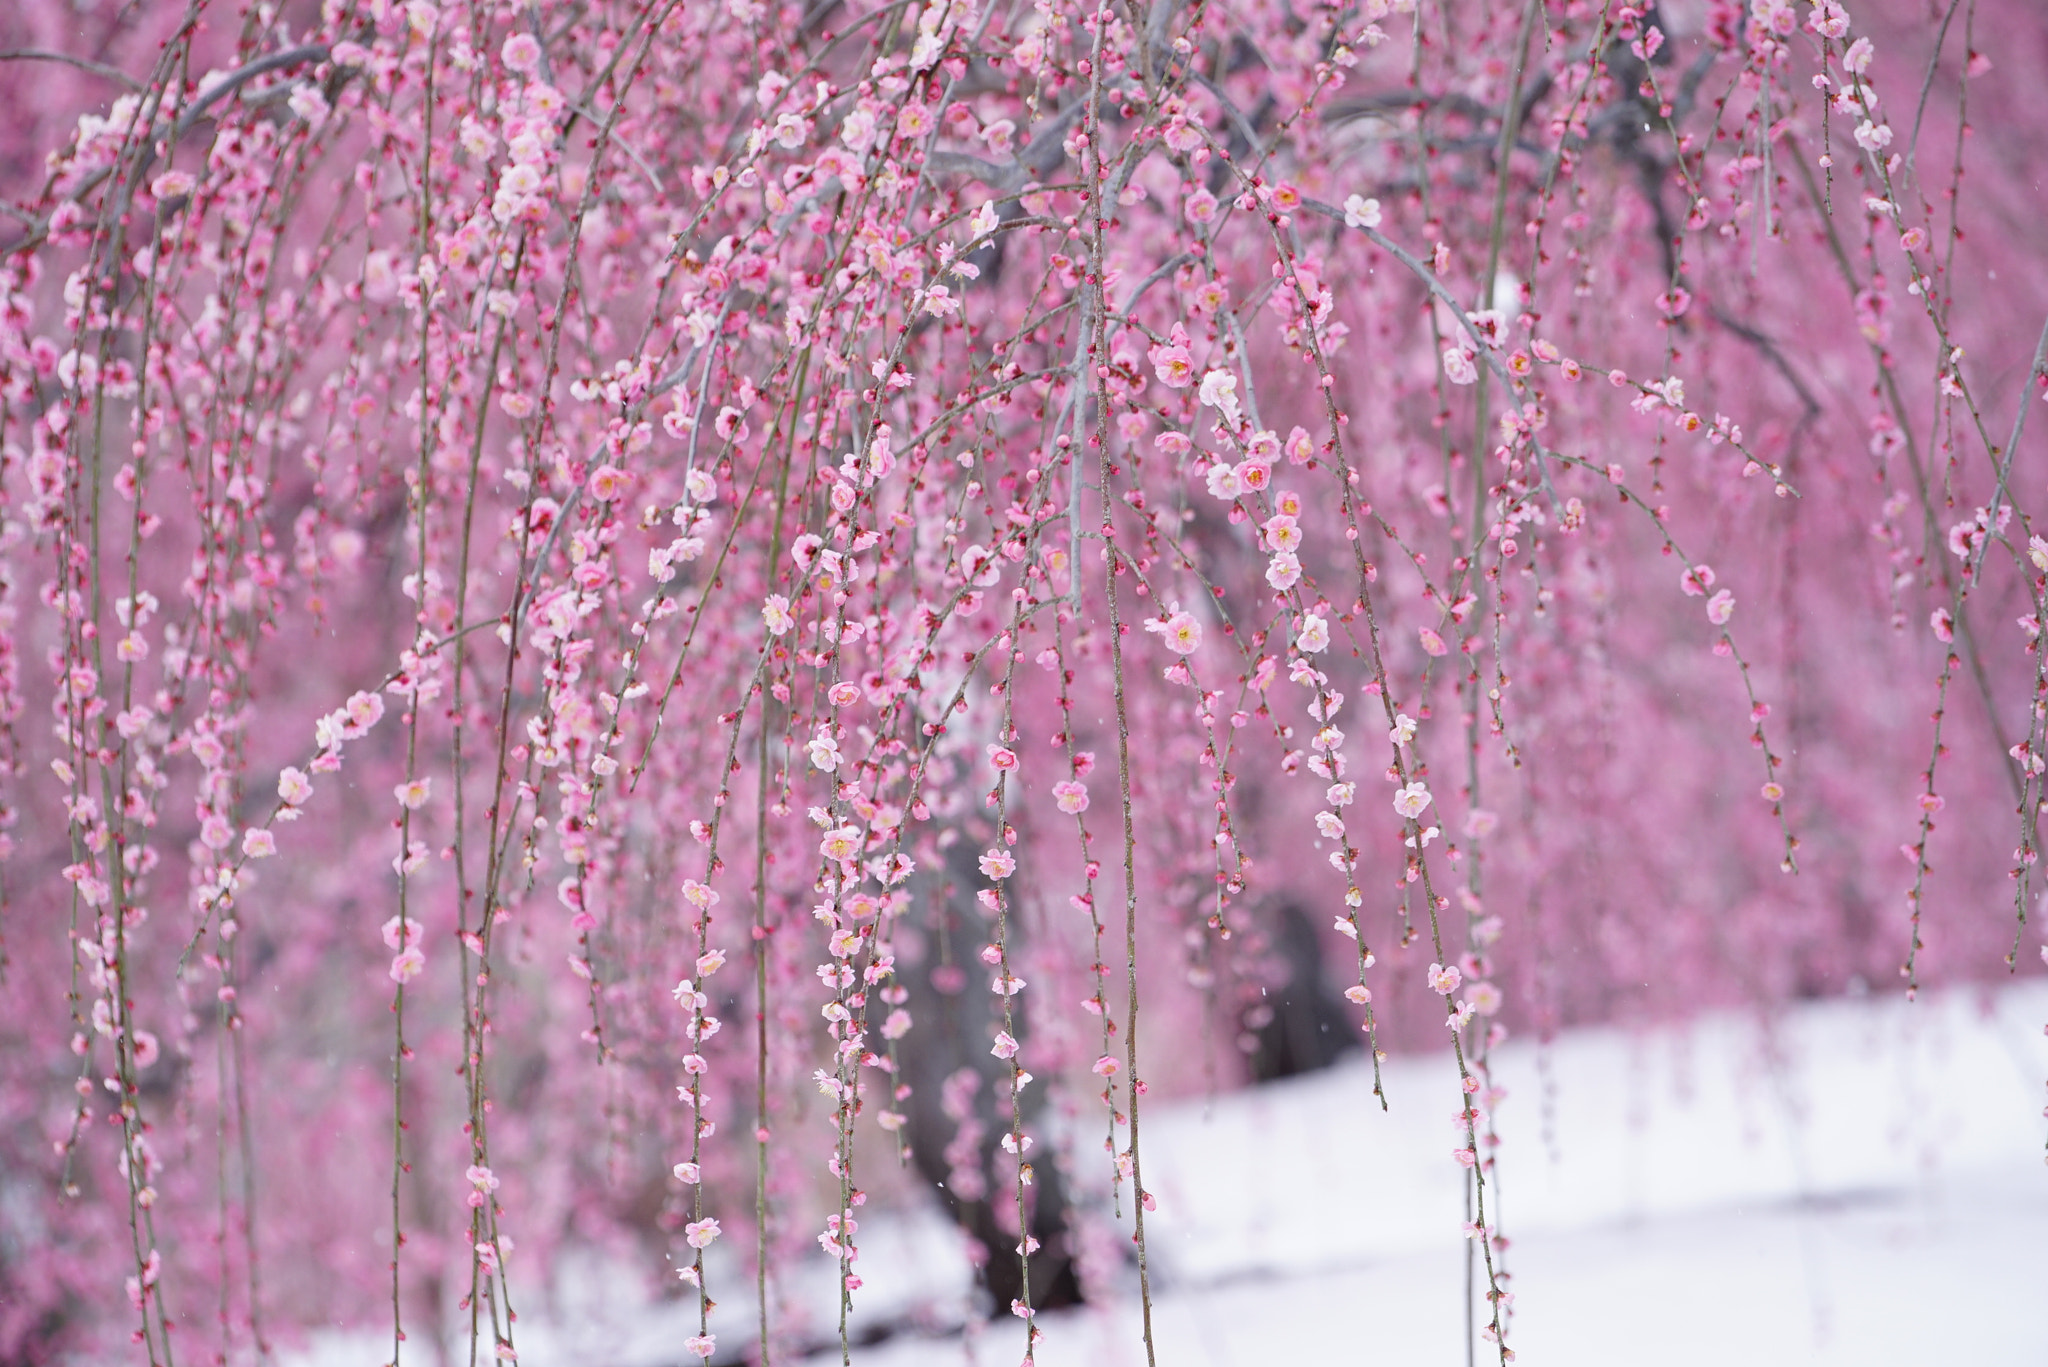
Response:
[1428,963,1463,995]
[1148,336,1195,388]
[1147,609,1203,656]
[820,826,863,862]
[1052,780,1089,815]
[278,767,313,806]
[1394,783,1433,819]
[1198,368,1241,419]
[501,32,542,71]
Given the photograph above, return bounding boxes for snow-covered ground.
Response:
[293,982,2048,1367]
[805,981,2048,1367]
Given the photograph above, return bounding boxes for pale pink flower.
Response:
[501,32,541,71]
[1264,515,1302,553]
[1343,194,1382,229]
[1393,782,1433,819]
[345,690,386,733]
[1148,337,1195,388]
[390,947,427,983]
[807,727,842,772]
[979,848,1016,880]
[1147,609,1203,656]
[684,1216,722,1249]
[990,1030,1020,1059]
[242,829,276,859]
[1707,589,1736,624]
[395,777,431,810]
[278,766,312,805]
[1197,368,1241,419]
[1204,463,1244,500]
[1052,780,1089,814]
[819,826,863,862]
[1428,962,1463,995]
[762,594,795,634]
[1297,614,1331,654]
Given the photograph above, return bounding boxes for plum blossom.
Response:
[278,766,313,806]
[1343,194,1382,229]
[1197,368,1241,421]
[1052,780,1089,814]
[1204,463,1245,500]
[1427,962,1463,995]
[1147,608,1203,655]
[807,727,842,772]
[1148,326,1195,388]
[1393,782,1433,819]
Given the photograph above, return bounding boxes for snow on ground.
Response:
[290,982,2048,1367]
[801,980,2048,1367]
